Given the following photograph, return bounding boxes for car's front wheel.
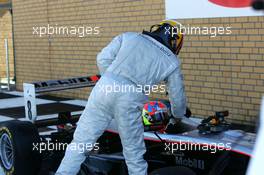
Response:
[0,120,42,175]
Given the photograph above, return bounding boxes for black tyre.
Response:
[0,120,42,175]
[149,166,196,175]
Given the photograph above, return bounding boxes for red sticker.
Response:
[90,75,100,81]
[209,0,251,8]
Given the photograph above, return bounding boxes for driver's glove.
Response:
[165,118,182,134]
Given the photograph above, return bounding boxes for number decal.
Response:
[27,100,32,120]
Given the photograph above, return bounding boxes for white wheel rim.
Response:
[0,133,14,170]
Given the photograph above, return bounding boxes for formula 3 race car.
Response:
[0,76,256,175]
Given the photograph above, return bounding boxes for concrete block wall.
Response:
[12,0,165,98]
[0,10,14,79]
[178,17,264,125]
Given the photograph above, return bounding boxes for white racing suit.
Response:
[56,32,186,175]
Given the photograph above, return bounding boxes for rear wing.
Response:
[23,75,100,122]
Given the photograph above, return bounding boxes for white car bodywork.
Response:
[247,97,264,175]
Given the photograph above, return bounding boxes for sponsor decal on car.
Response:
[175,156,205,170]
